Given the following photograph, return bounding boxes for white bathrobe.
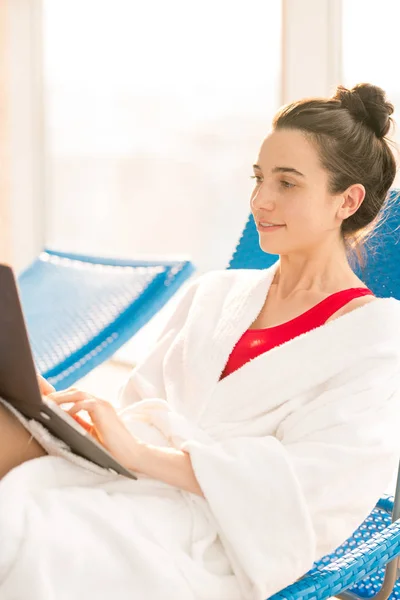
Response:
[1,260,400,600]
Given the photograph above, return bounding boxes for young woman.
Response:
[1,83,400,600]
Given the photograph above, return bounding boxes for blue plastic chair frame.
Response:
[18,249,195,390]
[228,188,400,600]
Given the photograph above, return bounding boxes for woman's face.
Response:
[250,128,344,257]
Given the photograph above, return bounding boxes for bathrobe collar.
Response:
[174,260,400,424]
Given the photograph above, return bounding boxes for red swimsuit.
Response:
[220,287,374,380]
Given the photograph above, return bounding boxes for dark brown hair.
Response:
[272,83,397,268]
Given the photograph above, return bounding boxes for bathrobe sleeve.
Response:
[118,274,205,408]
[181,353,400,600]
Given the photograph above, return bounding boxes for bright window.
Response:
[42,0,282,273]
[342,0,400,153]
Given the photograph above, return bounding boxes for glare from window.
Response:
[43,1,282,272]
[342,0,400,147]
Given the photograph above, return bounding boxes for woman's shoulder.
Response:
[325,294,378,323]
[194,266,272,288]
[188,268,271,305]
[327,295,400,347]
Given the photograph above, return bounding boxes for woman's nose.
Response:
[250,183,275,210]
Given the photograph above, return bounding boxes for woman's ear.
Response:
[337,184,366,220]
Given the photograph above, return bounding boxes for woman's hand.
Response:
[47,388,205,496]
[47,388,144,470]
[37,374,56,396]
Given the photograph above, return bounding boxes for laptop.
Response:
[0,263,137,479]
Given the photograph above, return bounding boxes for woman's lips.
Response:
[256,224,285,233]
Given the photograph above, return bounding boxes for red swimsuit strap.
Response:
[220,288,375,380]
[247,287,375,333]
[305,287,374,325]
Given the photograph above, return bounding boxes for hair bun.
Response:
[334,83,393,138]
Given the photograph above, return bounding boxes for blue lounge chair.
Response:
[17,249,194,390]
[228,188,400,600]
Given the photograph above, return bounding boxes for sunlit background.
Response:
[1,0,400,375]
[342,0,400,139]
[40,0,400,275]
[42,0,281,273]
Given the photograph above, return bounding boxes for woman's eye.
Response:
[250,175,263,184]
[280,180,295,189]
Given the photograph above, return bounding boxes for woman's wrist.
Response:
[45,387,202,497]
[126,437,151,473]
[128,440,204,497]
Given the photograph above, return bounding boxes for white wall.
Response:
[6,0,46,272]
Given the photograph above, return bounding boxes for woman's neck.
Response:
[273,248,364,300]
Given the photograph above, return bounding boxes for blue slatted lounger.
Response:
[18,249,194,390]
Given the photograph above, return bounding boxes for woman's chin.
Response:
[259,242,281,256]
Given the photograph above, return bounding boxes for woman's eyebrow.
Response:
[272,166,305,177]
[252,164,305,177]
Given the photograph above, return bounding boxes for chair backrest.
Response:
[228,188,400,300]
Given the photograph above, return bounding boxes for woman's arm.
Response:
[47,388,205,497]
[132,442,205,497]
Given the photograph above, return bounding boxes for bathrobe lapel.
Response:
[169,260,400,426]
[163,265,276,421]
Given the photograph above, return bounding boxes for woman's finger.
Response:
[37,374,56,396]
[71,413,95,433]
[68,399,115,420]
[48,389,90,405]
[67,400,98,416]
[66,399,119,447]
